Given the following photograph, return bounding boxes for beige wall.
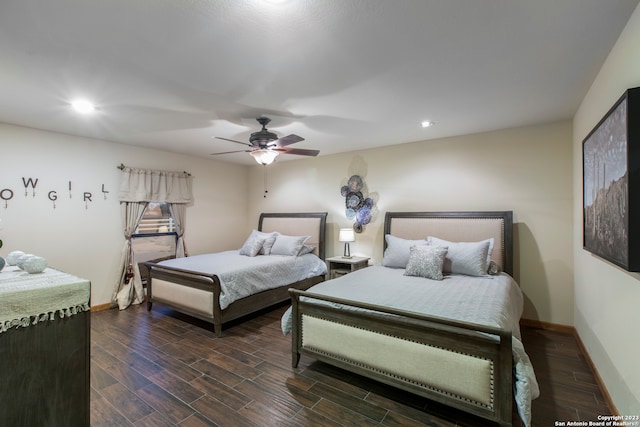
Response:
[0,123,249,306]
[248,120,574,325]
[573,4,640,415]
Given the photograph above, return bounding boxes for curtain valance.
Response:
[119,167,193,203]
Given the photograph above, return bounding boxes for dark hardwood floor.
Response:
[90,303,613,427]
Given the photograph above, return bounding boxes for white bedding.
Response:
[157,250,327,310]
[281,266,539,426]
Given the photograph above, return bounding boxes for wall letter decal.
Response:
[1,188,14,208]
[48,190,58,209]
[22,177,38,197]
[83,192,92,209]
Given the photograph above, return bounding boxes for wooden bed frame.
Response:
[289,211,518,426]
[146,212,327,336]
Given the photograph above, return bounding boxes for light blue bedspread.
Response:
[281,266,539,426]
[158,250,327,309]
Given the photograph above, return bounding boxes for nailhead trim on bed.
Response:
[301,314,495,410]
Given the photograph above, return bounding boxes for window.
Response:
[132,202,177,274]
[135,202,176,234]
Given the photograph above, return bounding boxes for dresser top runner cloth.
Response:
[0,266,90,333]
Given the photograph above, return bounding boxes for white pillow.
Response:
[270,234,310,256]
[404,245,448,281]
[297,244,316,256]
[381,235,429,268]
[239,236,266,257]
[239,230,278,257]
[428,236,491,276]
[428,236,494,266]
[258,231,279,255]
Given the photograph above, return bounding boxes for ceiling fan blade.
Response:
[210,149,252,155]
[215,136,253,147]
[274,147,320,156]
[272,134,304,147]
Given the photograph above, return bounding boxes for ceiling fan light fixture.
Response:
[250,149,279,165]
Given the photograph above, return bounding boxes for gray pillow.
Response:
[239,234,266,257]
[429,236,494,267]
[487,260,502,275]
[404,245,448,280]
[428,237,491,276]
[297,244,316,256]
[258,231,279,255]
[239,230,278,256]
[381,234,429,268]
[270,234,310,256]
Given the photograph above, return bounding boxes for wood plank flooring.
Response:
[90,303,613,426]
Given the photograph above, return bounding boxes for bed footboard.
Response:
[146,263,325,337]
[289,289,514,426]
[145,263,224,332]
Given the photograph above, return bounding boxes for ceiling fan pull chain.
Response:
[263,165,268,198]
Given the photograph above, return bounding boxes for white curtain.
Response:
[113,167,193,309]
[113,202,148,310]
[169,203,188,258]
[119,167,193,203]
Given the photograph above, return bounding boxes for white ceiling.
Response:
[0,0,638,165]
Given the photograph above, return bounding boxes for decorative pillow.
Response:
[239,236,266,257]
[487,260,502,275]
[404,245,448,280]
[258,231,279,255]
[428,237,491,276]
[270,234,310,256]
[297,244,316,256]
[381,235,429,268]
[428,236,494,266]
[239,230,278,256]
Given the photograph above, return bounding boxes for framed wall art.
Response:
[582,86,640,272]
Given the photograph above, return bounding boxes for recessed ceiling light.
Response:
[71,99,96,114]
[420,120,434,128]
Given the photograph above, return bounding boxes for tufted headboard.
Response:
[258,212,327,260]
[384,211,513,276]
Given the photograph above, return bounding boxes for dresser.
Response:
[0,266,91,427]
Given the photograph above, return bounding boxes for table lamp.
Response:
[339,228,355,258]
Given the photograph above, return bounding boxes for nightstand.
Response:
[326,255,370,279]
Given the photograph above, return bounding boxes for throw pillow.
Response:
[270,234,310,256]
[381,234,429,268]
[404,245,448,280]
[428,237,491,276]
[239,234,266,257]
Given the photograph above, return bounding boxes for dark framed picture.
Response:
[582,87,640,272]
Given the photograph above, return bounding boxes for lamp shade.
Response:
[250,149,279,165]
[338,228,355,242]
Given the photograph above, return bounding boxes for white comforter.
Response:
[157,251,327,309]
[281,266,539,426]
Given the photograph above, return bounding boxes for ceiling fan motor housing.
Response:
[250,116,278,146]
[249,129,278,145]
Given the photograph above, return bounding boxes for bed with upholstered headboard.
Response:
[145,212,327,336]
[284,211,538,427]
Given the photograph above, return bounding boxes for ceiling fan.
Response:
[212,116,320,165]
